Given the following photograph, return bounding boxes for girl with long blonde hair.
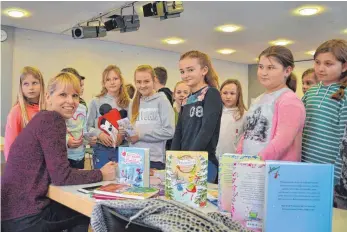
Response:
[4,66,45,160]
[86,65,130,168]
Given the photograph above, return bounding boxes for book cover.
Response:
[165,151,208,207]
[264,161,334,232]
[218,154,260,212]
[231,161,265,232]
[117,118,137,137]
[118,147,150,187]
[94,183,159,200]
[150,169,166,196]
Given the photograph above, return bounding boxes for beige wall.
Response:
[248,60,314,106]
[10,28,249,107]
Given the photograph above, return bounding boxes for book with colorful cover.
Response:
[93,183,159,200]
[207,189,219,207]
[218,154,260,212]
[117,118,137,137]
[165,151,208,207]
[264,161,334,232]
[231,161,265,232]
[150,169,166,196]
[118,147,150,187]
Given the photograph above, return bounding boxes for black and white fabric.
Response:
[91,198,254,232]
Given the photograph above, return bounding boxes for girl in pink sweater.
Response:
[237,46,306,161]
[4,67,46,160]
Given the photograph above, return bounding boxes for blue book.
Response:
[118,147,150,187]
[264,161,334,232]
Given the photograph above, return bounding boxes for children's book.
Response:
[118,147,150,187]
[117,118,137,137]
[92,194,128,201]
[263,161,334,232]
[93,183,159,200]
[231,161,266,232]
[165,151,208,207]
[150,169,166,196]
[218,154,260,212]
[207,189,219,207]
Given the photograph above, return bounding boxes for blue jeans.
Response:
[208,161,218,183]
[92,143,118,169]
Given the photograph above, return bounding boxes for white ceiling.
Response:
[1,1,347,64]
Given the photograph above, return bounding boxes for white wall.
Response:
[11,28,249,106]
[292,60,315,98]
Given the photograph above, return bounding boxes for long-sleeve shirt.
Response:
[215,107,246,160]
[237,89,306,161]
[1,111,102,221]
[128,92,175,162]
[171,86,223,165]
[4,103,39,160]
[302,82,347,181]
[66,103,88,161]
[87,94,128,140]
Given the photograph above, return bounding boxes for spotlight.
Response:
[142,1,183,20]
[121,15,140,33]
[104,15,125,31]
[104,14,140,33]
[71,26,106,39]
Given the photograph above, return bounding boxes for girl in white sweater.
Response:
[216,79,247,160]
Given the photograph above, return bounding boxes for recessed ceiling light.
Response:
[293,5,324,16]
[216,24,242,33]
[217,49,236,55]
[306,50,316,56]
[5,9,28,18]
[162,37,184,45]
[269,39,293,46]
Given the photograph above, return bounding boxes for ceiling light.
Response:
[269,39,293,46]
[162,37,184,45]
[216,24,242,33]
[299,8,318,16]
[217,49,236,55]
[306,50,315,56]
[293,5,324,16]
[5,9,27,18]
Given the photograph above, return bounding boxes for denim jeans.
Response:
[208,161,218,183]
[1,201,89,232]
[68,158,85,169]
[150,161,165,170]
[92,143,118,169]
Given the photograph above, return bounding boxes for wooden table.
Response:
[47,182,347,231]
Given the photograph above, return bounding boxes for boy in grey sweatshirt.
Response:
[128,92,175,169]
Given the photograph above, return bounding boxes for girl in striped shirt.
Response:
[302,39,347,184]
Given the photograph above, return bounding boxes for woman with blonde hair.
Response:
[1,72,116,232]
[4,66,45,160]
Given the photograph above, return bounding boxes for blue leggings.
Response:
[92,143,118,169]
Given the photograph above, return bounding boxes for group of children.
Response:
[2,39,347,231]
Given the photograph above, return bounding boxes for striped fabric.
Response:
[302,82,347,182]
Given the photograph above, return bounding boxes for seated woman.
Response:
[1,72,116,232]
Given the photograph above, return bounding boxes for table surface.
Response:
[48,181,347,232]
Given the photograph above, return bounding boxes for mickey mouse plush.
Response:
[98,104,127,146]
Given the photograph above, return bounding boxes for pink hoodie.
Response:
[4,103,40,160]
[237,91,305,161]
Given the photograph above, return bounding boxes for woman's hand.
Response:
[100,161,117,181]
